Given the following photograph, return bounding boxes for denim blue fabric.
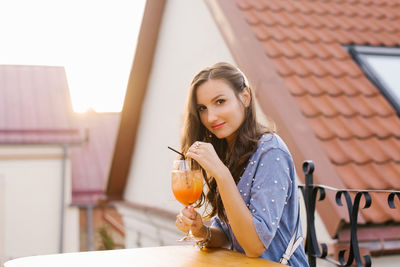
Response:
[211,133,309,266]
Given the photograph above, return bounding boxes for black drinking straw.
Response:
[167,146,189,172]
[167,146,185,160]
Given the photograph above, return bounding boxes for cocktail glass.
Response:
[171,159,203,241]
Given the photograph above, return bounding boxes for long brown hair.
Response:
[181,62,275,223]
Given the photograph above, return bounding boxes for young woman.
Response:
[175,62,309,266]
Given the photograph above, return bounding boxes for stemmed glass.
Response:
[171,159,204,242]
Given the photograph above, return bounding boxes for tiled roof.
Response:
[0,65,82,143]
[236,0,400,226]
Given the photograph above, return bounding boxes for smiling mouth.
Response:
[212,122,225,129]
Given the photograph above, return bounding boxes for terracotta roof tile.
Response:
[271,57,363,78]
[375,115,400,135]
[307,116,353,140]
[323,137,400,165]
[322,76,359,96]
[299,94,395,118]
[236,0,400,232]
[295,94,322,117]
[284,75,323,96]
[263,25,290,42]
[236,0,251,10]
[361,193,393,223]
[243,9,260,25]
[362,192,400,223]
[317,15,340,30]
[283,12,307,28]
[353,2,374,17]
[289,0,314,14]
[383,162,400,188]
[379,31,400,46]
[338,162,400,190]
[307,115,400,140]
[269,0,299,12]
[263,10,294,27]
[356,138,400,163]
[344,76,379,96]
[362,94,396,116]
[321,138,369,165]
[294,76,361,96]
[246,0,266,11]
[263,39,290,58]
[252,24,270,40]
[337,163,389,189]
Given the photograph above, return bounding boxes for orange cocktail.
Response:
[172,169,203,206]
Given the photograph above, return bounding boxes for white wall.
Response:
[0,174,5,264]
[124,0,235,214]
[121,0,237,247]
[0,145,78,264]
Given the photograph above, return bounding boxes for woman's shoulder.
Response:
[257,132,290,154]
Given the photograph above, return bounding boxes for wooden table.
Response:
[4,245,285,266]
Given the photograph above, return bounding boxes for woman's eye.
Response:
[216,99,225,105]
[198,106,206,112]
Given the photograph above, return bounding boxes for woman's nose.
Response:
[207,109,218,123]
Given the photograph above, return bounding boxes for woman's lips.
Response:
[212,122,225,129]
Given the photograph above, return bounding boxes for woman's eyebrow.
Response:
[197,94,226,106]
[211,94,225,102]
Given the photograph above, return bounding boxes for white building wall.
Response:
[124,0,235,217]
[0,145,79,264]
[0,174,5,264]
[121,0,236,247]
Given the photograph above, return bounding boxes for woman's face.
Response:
[196,79,249,146]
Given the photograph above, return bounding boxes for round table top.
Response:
[4,245,286,267]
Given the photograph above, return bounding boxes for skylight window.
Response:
[348,46,400,116]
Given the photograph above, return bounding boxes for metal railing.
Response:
[299,160,400,267]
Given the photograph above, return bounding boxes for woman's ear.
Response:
[239,87,251,108]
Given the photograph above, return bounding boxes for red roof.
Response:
[0,65,82,143]
[235,0,400,227]
[0,65,120,205]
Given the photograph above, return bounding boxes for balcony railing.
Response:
[299,160,400,267]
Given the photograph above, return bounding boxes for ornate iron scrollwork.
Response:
[299,160,400,267]
[388,192,400,209]
[335,191,371,267]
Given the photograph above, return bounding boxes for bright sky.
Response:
[0,0,146,112]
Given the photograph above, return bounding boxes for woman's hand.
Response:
[175,206,205,238]
[185,141,229,180]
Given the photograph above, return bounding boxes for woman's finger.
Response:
[180,214,194,225]
[181,206,198,220]
[176,215,188,231]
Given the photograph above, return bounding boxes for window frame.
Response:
[347,45,400,116]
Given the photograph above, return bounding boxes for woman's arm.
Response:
[214,167,266,257]
[193,224,230,248]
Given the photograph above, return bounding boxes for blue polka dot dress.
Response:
[211,133,309,266]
